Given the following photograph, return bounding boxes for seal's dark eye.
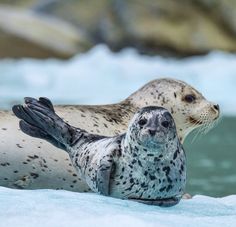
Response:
[161,121,169,128]
[138,118,147,126]
[184,94,196,103]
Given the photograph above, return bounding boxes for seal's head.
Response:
[126,106,177,150]
[127,78,220,142]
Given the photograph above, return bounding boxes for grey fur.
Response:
[13,98,186,207]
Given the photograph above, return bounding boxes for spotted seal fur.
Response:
[0,78,219,191]
[13,97,186,207]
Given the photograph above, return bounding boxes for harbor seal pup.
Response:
[0,78,219,191]
[13,97,186,207]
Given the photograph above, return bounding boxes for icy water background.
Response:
[0,45,235,197]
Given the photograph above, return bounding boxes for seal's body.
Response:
[13,98,186,207]
[0,78,219,191]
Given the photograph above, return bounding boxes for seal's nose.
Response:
[213,104,220,112]
[148,129,156,136]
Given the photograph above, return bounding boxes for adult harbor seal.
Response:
[0,78,219,191]
[13,97,186,207]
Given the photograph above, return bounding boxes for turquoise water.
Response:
[185,117,236,197]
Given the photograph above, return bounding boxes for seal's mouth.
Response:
[189,114,219,127]
[129,197,180,207]
[188,116,203,125]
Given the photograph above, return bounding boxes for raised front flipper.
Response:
[12,97,84,151]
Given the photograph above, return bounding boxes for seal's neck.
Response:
[125,86,160,110]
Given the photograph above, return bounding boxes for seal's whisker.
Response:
[202,113,219,134]
[191,122,204,143]
[192,110,220,138]
[190,113,211,143]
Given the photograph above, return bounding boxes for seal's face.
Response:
[171,82,220,140]
[128,107,177,149]
[128,78,220,142]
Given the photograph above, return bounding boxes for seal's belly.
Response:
[110,156,186,200]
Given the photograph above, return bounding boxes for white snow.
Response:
[0,187,235,227]
[0,45,235,115]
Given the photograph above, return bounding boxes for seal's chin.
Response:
[139,132,167,147]
[129,197,180,207]
[140,138,165,150]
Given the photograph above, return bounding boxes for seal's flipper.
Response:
[12,105,36,126]
[96,158,115,196]
[19,120,66,150]
[12,97,83,150]
[24,97,55,113]
[39,97,55,112]
[19,120,47,139]
[129,197,181,207]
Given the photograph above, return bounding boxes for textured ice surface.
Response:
[0,45,235,114]
[0,187,235,227]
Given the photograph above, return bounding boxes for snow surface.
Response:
[0,45,235,115]
[0,187,235,227]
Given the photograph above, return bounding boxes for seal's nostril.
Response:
[213,104,219,111]
[148,129,156,136]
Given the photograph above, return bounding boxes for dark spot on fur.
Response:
[1,162,10,166]
[149,175,156,180]
[28,155,39,159]
[160,187,166,192]
[141,182,147,188]
[166,185,173,192]
[173,149,179,160]
[138,160,143,167]
[30,173,39,179]
[16,144,23,148]
[154,157,160,162]
[162,166,170,175]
